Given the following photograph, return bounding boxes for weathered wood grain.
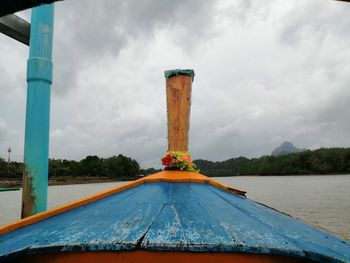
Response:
[166,75,192,151]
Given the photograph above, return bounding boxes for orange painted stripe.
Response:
[0,171,245,235]
[0,179,145,235]
[16,250,312,263]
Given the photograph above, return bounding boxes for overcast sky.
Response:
[0,0,350,168]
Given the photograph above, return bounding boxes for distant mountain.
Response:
[271,142,306,156]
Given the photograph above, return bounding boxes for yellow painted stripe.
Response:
[0,171,245,235]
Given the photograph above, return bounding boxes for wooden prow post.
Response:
[165,69,194,152]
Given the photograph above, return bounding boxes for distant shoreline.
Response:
[2,173,350,188]
[0,177,139,188]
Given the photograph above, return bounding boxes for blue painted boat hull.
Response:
[1,176,349,262]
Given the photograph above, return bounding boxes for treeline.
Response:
[0,154,145,179]
[194,148,350,176]
[194,157,250,177]
[49,155,140,179]
[2,147,350,179]
[0,159,22,178]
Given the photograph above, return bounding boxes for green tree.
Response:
[80,155,104,177]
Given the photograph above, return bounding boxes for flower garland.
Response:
[161,151,199,172]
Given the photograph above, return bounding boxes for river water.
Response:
[0,175,349,240]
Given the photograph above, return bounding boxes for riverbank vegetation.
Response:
[194,148,350,176]
[1,148,350,184]
[0,154,145,182]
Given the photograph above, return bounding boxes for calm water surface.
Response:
[0,175,349,240]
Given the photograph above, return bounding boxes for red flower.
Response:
[161,154,173,166]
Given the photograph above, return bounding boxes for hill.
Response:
[271,141,306,156]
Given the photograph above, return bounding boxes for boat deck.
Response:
[1,172,350,262]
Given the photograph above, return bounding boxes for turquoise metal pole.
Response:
[21,4,54,218]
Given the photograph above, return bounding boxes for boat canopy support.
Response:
[21,4,54,218]
[0,0,59,18]
[0,14,30,45]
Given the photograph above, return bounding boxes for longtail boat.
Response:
[1,70,350,263]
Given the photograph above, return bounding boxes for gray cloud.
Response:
[52,0,220,95]
[1,0,350,168]
[278,1,350,46]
